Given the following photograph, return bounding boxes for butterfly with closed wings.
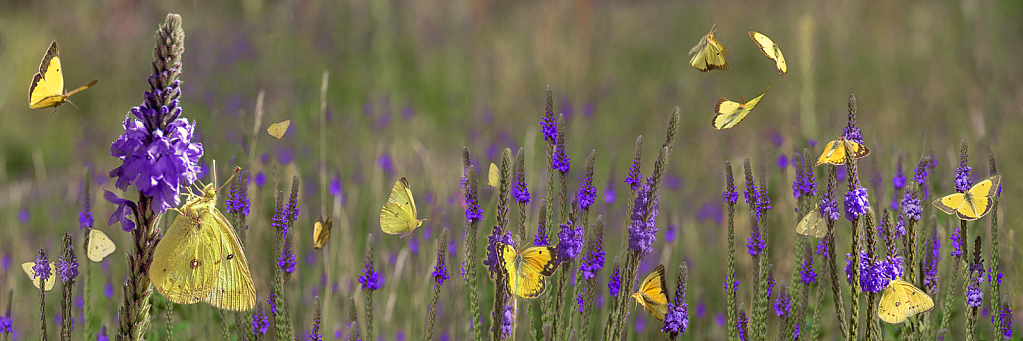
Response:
[87,228,117,262]
[878,277,934,324]
[932,175,1000,221]
[748,30,788,76]
[795,207,826,239]
[380,177,429,238]
[150,166,256,311]
[267,120,291,139]
[22,261,58,291]
[313,215,332,250]
[632,264,669,320]
[29,41,98,111]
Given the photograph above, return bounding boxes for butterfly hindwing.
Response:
[795,208,826,238]
[202,205,256,311]
[878,278,933,324]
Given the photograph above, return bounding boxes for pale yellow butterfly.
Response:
[748,30,787,76]
[312,215,332,250]
[932,175,1000,221]
[689,25,730,72]
[878,277,934,324]
[632,264,669,320]
[500,243,559,299]
[29,41,98,110]
[795,207,825,238]
[87,228,117,262]
[22,261,58,291]
[380,177,429,238]
[488,163,500,188]
[267,120,291,139]
[712,86,769,130]
[150,165,256,311]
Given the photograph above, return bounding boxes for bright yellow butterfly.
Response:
[689,25,729,72]
[380,177,428,238]
[500,243,559,299]
[795,207,825,238]
[151,166,256,311]
[87,228,117,262]
[712,87,769,130]
[312,215,332,250]
[22,261,57,291]
[632,264,669,320]
[878,277,934,324]
[932,175,1000,221]
[748,31,787,76]
[29,41,98,110]
[267,120,291,139]
[815,139,870,166]
[488,163,500,188]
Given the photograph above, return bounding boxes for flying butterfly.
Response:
[816,139,870,165]
[689,24,730,72]
[631,264,669,320]
[932,175,1000,221]
[29,41,98,110]
[22,261,58,291]
[267,120,291,139]
[500,243,559,299]
[87,228,117,262]
[488,162,500,188]
[878,277,934,324]
[312,215,332,250]
[712,86,769,130]
[380,177,429,238]
[748,30,787,76]
[150,165,256,311]
[795,207,826,238]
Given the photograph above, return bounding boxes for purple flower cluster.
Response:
[628,178,660,256]
[576,290,585,313]
[736,309,749,341]
[552,141,570,174]
[843,186,870,222]
[900,190,922,222]
[499,304,513,339]
[892,163,906,190]
[556,223,584,262]
[226,171,250,217]
[534,219,551,247]
[512,168,530,205]
[842,126,864,144]
[950,228,963,258]
[33,250,50,282]
[541,95,557,144]
[579,234,605,280]
[859,254,903,293]
[966,277,983,308]
[746,224,766,257]
[252,306,269,335]
[923,229,941,293]
[794,157,817,200]
[608,262,621,297]
[578,169,596,210]
[79,183,93,230]
[58,249,79,283]
[997,302,1013,339]
[0,315,10,334]
[955,165,972,193]
[662,301,689,334]
[464,179,483,224]
[483,226,514,277]
[774,288,791,317]
[801,252,817,285]
[277,242,296,274]
[431,248,449,286]
[329,174,344,200]
[271,195,289,235]
[625,156,642,190]
[358,256,384,291]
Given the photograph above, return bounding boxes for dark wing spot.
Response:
[227,254,234,260]
[894,302,901,307]
[190,259,202,269]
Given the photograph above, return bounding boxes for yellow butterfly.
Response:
[87,228,117,262]
[500,243,559,299]
[689,25,729,72]
[748,30,787,76]
[267,120,291,139]
[878,277,934,324]
[380,177,428,238]
[795,207,825,238]
[712,87,769,130]
[150,166,256,311]
[29,41,98,110]
[815,139,870,166]
[932,175,1000,221]
[488,163,500,188]
[631,264,669,320]
[312,215,332,250]
[22,261,58,291]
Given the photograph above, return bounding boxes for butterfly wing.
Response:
[501,244,521,296]
[712,87,768,130]
[749,31,787,76]
[956,175,1001,220]
[150,202,224,305]
[21,262,57,291]
[202,206,256,311]
[899,280,935,317]
[87,228,117,262]
[689,27,729,72]
[816,140,847,165]
[638,264,669,320]
[795,208,826,238]
[878,280,910,323]
[932,193,965,216]
[313,216,332,250]
[267,120,290,139]
[842,140,870,160]
[29,41,66,109]
[488,163,500,188]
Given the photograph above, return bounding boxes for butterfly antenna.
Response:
[710,23,717,33]
[216,166,242,193]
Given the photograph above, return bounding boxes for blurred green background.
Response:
[1,0,1022,339]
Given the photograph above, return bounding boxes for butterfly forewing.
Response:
[313,216,332,250]
[795,208,825,238]
[632,264,668,320]
[87,229,116,262]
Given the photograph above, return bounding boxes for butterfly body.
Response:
[712,87,769,130]
[501,244,558,298]
[151,182,256,311]
[816,139,870,165]
[878,277,934,324]
[631,264,668,320]
[689,25,729,72]
[932,175,1000,221]
[380,177,428,238]
[29,41,98,110]
[748,31,787,76]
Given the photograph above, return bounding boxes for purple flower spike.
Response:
[104,190,137,231]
